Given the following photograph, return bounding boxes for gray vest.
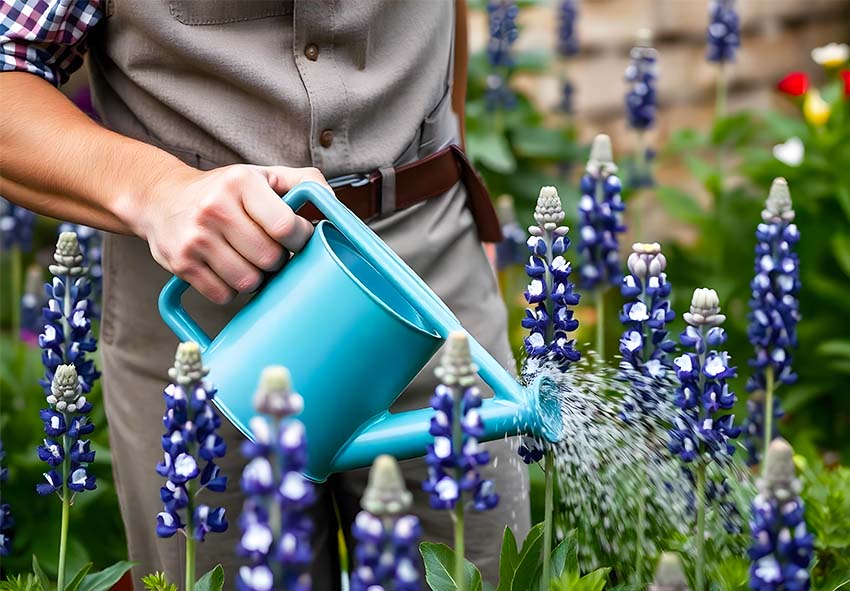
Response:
[88,0,458,175]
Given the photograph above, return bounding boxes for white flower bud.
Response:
[49,232,87,276]
[51,364,83,412]
[253,366,304,419]
[435,331,478,387]
[627,242,665,280]
[586,134,618,177]
[168,341,209,385]
[533,186,566,231]
[683,288,726,327]
[761,438,802,501]
[361,454,413,516]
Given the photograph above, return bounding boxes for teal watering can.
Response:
[159,181,561,482]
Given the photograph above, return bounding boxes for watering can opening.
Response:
[531,374,565,444]
[318,222,438,339]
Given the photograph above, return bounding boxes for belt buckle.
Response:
[327,173,370,189]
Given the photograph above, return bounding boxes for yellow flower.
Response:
[811,42,849,68]
[803,89,831,126]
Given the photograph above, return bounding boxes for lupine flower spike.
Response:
[670,288,741,591]
[625,29,658,189]
[749,439,813,591]
[21,264,45,346]
[39,232,100,395]
[0,198,35,252]
[648,552,690,591]
[423,332,497,591]
[556,0,579,115]
[619,243,675,420]
[352,455,422,591]
[59,222,103,315]
[495,195,527,271]
[485,0,519,111]
[707,0,739,117]
[744,179,800,468]
[238,366,315,591]
[156,342,228,591]
[0,439,13,557]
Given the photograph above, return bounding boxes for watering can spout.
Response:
[331,372,563,474]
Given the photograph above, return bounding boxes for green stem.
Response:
[595,290,605,360]
[633,132,647,241]
[185,480,196,591]
[540,451,555,591]
[57,430,71,591]
[762,367,776,474]
[11,247,21,337]
[695,463,707,591]
[452,387,466,591]
[715,62,727,120]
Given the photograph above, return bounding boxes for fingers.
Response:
[222,211,286,272]
[242,179,314,253]
[180,262,236,305]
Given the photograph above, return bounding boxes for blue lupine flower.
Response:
[521,186,581,373]
[618,243,676,421]
[0,198,36,251]
[485,0,519,110]
[156,342,228,542]
[557,0,579,57]
[744,179,800,466]
[352,455,422,591]
[749,439,813,591]
[625,30,657,131]
[238,367,315,591]
[423,333,498,511]
[38,232,100,395]
[21,265,45,345]
[495,195,528,270]
[59,222,103,315]
[578,135,626,290]
[0,439,13,556]
[706,0,740,63]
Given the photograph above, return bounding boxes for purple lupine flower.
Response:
[495,195,528,271]
[20,264,45,346]
[744,179,800,466]
[706,0,740,63]
[38,232,100,395]
[59,222,103,316]
[670,289,740,463]
[624,29,658,189]
[485,0,519,111]
[156,342,228,542]
[1,197,36,251]
[238,367,315,591]
[352,455,422,591]
[0,439,13,556]
[423,332,498,511]
[36,364,97,497]
[618,243,675,421]
[578,135,626,290]
[557,0,579,57]
[749,439,813,591]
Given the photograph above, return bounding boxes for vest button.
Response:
[304,44,319,61]
[319,129,334,148]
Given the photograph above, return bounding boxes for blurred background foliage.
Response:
[2,0,850,586]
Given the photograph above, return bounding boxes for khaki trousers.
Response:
[100,184,530,590]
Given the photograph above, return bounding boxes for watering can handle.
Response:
[158,182,523,405]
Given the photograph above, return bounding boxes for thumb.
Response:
[254,165,332,196]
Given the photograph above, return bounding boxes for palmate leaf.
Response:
[140,573,177,591]
[420,542,483,591]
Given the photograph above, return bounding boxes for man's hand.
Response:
[134,164,328,304]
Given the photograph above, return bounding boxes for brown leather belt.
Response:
[299,144,503,242]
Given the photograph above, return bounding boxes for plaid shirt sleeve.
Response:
[1,0,105,86]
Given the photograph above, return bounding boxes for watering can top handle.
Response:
[157,181,455,350]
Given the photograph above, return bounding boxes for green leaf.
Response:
[572,568,611,591]
[836,187,850,223]
[76,562,135,591]
[548,532,578,580]
[817,340,850,360]
[32,556,52,591]
[140,573,177,591]
[831,234,850,280]
[468,132,517,174]
[0,574,46,591]
[63,564,93,591]
[496,527,520,591]
[420,542,483,591]
[654,186,705,225]
[194,565,224,591]
[510,524,545,591]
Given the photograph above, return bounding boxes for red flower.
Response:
[842,70,850,98]
[777,71,809,96]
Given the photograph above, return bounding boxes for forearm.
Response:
[0,72,193,236]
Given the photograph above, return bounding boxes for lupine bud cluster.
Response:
[156,343,228,542]
[625,29,658,131]
[238,367,315,591]
[706,0,740,63]
[59,222,103,314]
[744,179,800,465]
[38,232,100,395]
[352,455,422,591]
[0,198,35,251]
[669,288,740,465]
[618,243,675,421]
[578,135,626,290]
[0,439,13,556]
[36,364,97,496]
[749,439,813,591]
[485,0,519,110]
[423,332,498,511]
